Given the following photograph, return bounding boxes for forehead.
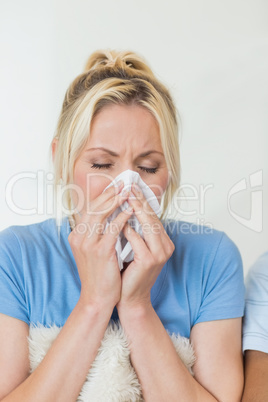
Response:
[88,104,161,148]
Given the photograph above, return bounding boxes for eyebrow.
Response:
[86,147,164,158]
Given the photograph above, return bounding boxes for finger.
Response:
[122,222,149,257]
[129,183,156,217]
[93,189,130,219]
[71,202,133,246]
[127,185,166,253]
[124,220,174,269]
[102,207,134,250]
[88,179,124,213]
[130,184,165,227]
[72,187,130,239]
[81,186,130,226]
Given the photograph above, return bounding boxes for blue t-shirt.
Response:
[243,252,268,353]
[0,218,244,338]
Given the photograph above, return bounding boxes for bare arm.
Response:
[1,302,113,402]
[242,350,268,402]
[0,315,30,399]
[191,318,243,401]
[117,183,244,401]
[118,306,243,401]
[0,183,131,401]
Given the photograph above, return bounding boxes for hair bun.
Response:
[84,49,154,77]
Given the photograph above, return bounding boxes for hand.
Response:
[68,181,133,309]
[117,183,175,312]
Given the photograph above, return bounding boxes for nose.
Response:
[114,163,141,179]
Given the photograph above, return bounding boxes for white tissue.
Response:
[104,170,161,270]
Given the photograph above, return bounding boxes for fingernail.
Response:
[121,189,130,197]
[132,183,140,194]
[115,180,124,193]
[126,206,133,213]
[128,191,136,201]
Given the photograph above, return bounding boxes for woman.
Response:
[0,50,244,401]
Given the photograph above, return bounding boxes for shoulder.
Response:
[163,219,244,300]
[246,252,268,281]
[0,218,69,243]
[163,219,241,264]
[245,251,268,298]
[161,220,244,325]
[0,218,70,258]
[243,252,268,352]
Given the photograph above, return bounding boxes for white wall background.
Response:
[0,0,267,276]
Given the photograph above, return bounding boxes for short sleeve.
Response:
[0,228,29,324]
[194,232,245,325]
[243,252,268,353]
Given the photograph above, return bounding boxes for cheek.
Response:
[147,171,169,201]
[87,176,111,201]
[73,165,112,204]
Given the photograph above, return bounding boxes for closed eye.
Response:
[91,163,113,170]
[91,163,158,174]
[139,166,158,174]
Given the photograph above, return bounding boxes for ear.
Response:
[51,138,58,162]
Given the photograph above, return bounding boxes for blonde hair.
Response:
[53,50,180,219]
